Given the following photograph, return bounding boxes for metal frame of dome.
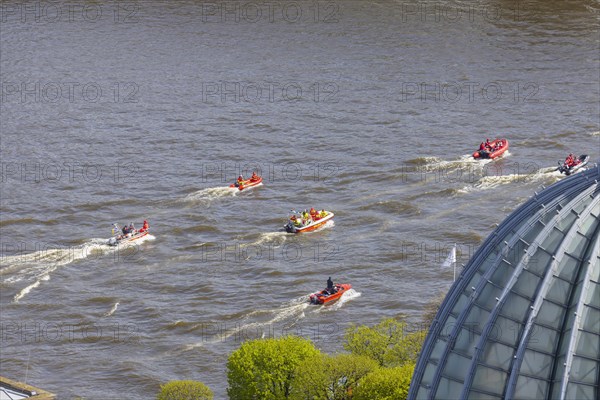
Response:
[409,163,600,400]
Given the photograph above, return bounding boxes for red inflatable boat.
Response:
[230,176,263,191]
[473,138,509,159]
[309,283,351,305]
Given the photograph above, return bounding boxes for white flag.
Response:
[442,245,456,268]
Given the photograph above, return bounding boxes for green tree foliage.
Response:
[157,380,213,400]
[343,317,425,367]
[227,336,321,400]
[353,364,415,400]
[290,353,379,400]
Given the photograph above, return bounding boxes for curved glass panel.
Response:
[408,167,600,400]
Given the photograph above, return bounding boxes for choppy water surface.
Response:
[1,1,598,398]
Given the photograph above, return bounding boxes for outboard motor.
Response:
[284,222,294,233]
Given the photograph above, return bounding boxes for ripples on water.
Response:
[1,0,598,398]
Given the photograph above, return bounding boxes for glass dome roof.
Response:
[409,163,599,400]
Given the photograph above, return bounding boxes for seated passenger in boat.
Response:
[565,154,575,167]
[300,210,310,225]
[235,175,244,187]
[138,220,149,233]
[485,138,492,150]
[250,171,259,181]
[291,215,302,227]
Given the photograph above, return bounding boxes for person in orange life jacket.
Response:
[251,171,259,181]
[139,220,149,233]
[565,154,574,167]
[569,154,580,167]
[485,138,492,151]
[310,207,317,219]
[572,155,581,166]
[479,142,486,151]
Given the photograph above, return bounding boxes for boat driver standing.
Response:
[327,277,334,294]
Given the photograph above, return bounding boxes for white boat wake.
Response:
[13,276,47,302]
[183,296,310,350]
[314,289,361,312]
[458,166,563,193]
[418,154,495,172]
[104,302,120,317]
[182,186,238,203]
[4,235,155,303]
[241,231,289,248]
[2,238,108,284]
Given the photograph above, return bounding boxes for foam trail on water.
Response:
[315,289,361,312]
[2,239,107,285]
[4,236,154,302]
[418,154,494,172]
[459,166,563,193]
[331,289,361,309]
[241,232,288,248]
[312,220,335,232]
[183,187,237,202]
[13,277,44,303]
[183,297,309,350]
[104,302,120,317]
